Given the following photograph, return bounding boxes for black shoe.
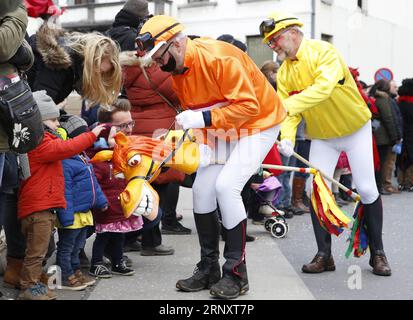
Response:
[112,262,135,276]
[246,234,256,242]
[89,264,112,278]
[103,252,133,268]
[176,263,221,292]
[161,222,192,235]
[210,275,249,299]
[123,240,142,252]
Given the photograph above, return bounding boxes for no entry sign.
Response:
[374,68,394,82]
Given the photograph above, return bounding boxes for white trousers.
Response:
[308,120,379,204]
[192,125,280,229]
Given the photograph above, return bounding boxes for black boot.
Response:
[210,220,249,299]
[176,211,221,292]
[302,205,333,273]
[364,196,391,276]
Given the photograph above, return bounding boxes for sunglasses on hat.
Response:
[259,17,297,38]
[136,22,181,52]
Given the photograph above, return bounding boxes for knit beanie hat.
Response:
[0,0,21,17]
[60,115,88,138]
[122,0,149,18]
[32,90,60,121]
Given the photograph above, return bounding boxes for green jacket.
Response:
[0,4,28,152]
[373,91,399,146]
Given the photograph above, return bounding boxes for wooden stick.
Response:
[273,141,361,202]
[261,164,317,175]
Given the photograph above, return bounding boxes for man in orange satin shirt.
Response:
[137,15,286,299]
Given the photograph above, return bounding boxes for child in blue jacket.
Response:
[56,115,108,291]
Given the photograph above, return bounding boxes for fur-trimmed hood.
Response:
[374,89,390,99]
[34,23,73,70]
[120,51,140,67]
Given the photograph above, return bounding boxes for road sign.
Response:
[374,68,394,82]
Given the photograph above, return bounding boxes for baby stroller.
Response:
[253,176,289,238]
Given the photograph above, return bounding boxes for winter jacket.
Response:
[373,90,399,146]
[91,159,130,225]
[58,153,108,227]
[121,51,179,137]
[398,93,413,167]
[0,1,22,17]
[18,131,97,220]
[0,152,18,191]
[27,23,83,104]
[389,98,403,138]
[172,37,286,133]
[81,100,100,126]
[278,39,371,144]
[0,4,30,152]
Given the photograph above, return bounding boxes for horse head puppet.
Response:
[90,130,203,220]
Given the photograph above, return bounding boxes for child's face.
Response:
[43,118,60,131]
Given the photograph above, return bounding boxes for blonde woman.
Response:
[27,23,122,109]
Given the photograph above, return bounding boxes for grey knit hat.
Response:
[122,0,149,18]
[60,115,88,138]
[32,91,60,121]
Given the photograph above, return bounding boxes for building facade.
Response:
[173,0,413,84]
[35,0,413,84]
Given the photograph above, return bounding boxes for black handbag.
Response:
[0,79,44,153]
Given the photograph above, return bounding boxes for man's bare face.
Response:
[267,28,296,62]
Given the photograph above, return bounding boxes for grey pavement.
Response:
[1,186,412,300]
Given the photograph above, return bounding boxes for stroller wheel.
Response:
[271,221,288,238]
[265,218,276,231]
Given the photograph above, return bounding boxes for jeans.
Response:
[56,227,87,280]
[0,191,26,259]
[277,155,295,208]
[91,232,124,266]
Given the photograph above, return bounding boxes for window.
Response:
[246,35,274,69]
[188,0,209,3]
[321,33,333,43]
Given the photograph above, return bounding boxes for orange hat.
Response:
[136,15,185,56]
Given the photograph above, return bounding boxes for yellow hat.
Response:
[136,15,185,56]
[260,11,304,44]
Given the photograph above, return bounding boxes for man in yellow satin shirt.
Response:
[260,11,391,276]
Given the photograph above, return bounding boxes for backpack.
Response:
[0,79,44,153]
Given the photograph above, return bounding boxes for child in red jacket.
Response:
[17,91,105,300]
